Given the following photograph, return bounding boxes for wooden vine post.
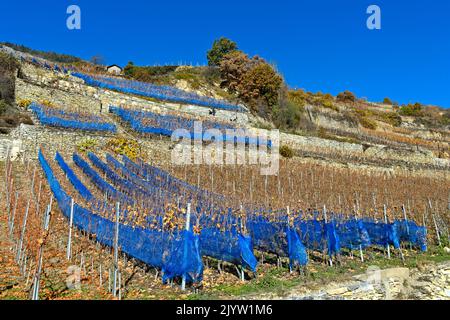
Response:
[181,203,191,291]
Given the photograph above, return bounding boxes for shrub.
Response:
[336,90,356,103]
[219,51,283,115]
[0,52,20,73]
[383,97,393,105]
[279,145,294,158]
[107,137,141,160]
[219,51,253,94]
[124,62,178,82]
[287,90,307,109]
[18,99,32,109]
[207,37,238,66]
[239,63,283,110]
[380,112,402,127]
[77,138,98,153]
[399,103,423,117]
[359,117,377,130]
[39,99,55,108]
[273,99,303,130]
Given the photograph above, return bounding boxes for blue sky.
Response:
[1,0,449,107]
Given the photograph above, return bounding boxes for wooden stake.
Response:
[181,203,191,291]
[428,199,441,246]
[113,202,120,297]
[383,205,391,259]
[67,198,74,260]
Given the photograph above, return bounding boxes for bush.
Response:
[124,62,178,82]
[380,112,402,127]
[39,100,55,108]
[239,63,283,110]
[383,97,393,105]
[219,51,283,115]
[399,103,423,117]
[107,137,141,160]
[279,145,294,158]
[77,138,98,153]
[359,116,377,130]
[273,99,303,130]
[336,90,356,103]
[207,37,238,66]
[18,99,32,109]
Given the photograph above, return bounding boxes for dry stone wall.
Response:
[16,63,251,126]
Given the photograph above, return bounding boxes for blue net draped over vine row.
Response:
[124,155,220,201]
[103,154,259,270]
[73,73,246,112]
[294,219,340,256]
[362,220,401,249]
[55,152,93,202]
[120,156,427,258]
[109,106,271,147]
[39,150,203,283]
[103,153,172,200]
[393,220,427,252]
[66,152,259,271]
[246,217,308,268]
[29,103,117,133]
[199,228,258,272]
[334,218,371,250]
[73,153,134,205]
[87,153,155,199]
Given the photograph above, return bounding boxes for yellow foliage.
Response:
[18,99,32,109]
[106,137,141,160]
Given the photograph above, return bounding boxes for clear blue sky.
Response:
[2,0,449,107]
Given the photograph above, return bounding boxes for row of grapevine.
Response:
[43,150,428,287]
[73,72,246,112]
[30,103,117,133]
[110,106,272,147]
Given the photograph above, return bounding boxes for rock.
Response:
[444,247,450,254]
[326,287,348,295]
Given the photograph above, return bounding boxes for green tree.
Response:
[207,37,238,66]
[383,97,393,105]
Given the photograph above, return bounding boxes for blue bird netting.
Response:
[296,219,341,256]
[335,218,371,250]
[73,73,246,112]
[39,150,204,283]
[55,152,93,202]
[393,220,427,252]
[109,106,271,147]
[73,153,133,205]
[199,228,258,272]
[29,103,117,133]
[105,154,258,270]
[362,220,401,249]
[247,218,308,268]
[69,152,258,270]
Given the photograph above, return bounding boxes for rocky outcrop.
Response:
[251,261,450,300]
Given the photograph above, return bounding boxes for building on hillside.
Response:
[106,64,122,75]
